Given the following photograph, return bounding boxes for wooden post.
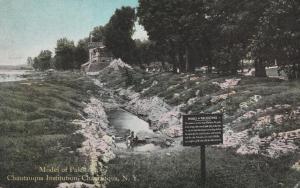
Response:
[201,145,206,187]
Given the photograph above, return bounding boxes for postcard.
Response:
[0,0,299,188]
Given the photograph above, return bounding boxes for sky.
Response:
[0,0,148,65]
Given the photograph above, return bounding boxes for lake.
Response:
[0,70,31,82]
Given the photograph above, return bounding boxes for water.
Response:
[0,70,30,82]
[108,109,162,152]
[108,109,153,136]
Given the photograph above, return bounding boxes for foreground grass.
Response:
[0,72,97,188]
[106,147,300,188]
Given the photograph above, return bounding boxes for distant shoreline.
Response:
[0,64,32,70]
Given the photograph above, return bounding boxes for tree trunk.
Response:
[185,46,189,73]
[231,68,238,75]
[241,60,244,73]
[172,58,178,73]
[179,52,185,73]
[205,40,212,74]
[254,60,267,77]
[170,50,177,73]
[173,54,180,73]
[207,55,212,74]
[296,63,300,79]
[231,60,238,75]
[188,46,197,73]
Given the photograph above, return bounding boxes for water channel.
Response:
[108,109,162,152]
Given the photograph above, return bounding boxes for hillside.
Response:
[92,61,300,188]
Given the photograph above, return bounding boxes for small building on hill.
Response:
[81,40,113,72]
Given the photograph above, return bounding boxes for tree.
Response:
[251,0,300,79]
[137,0,216,72]
[138,0,269,74]
[26,57,34,67]
[53,38,75,70]
[135,40,163,66]
[32,50,52,71]
[104,6,136,63]
[90,26,106,42]
[74,39,89,69]
[207,0,268,75]
[138,0,188,72]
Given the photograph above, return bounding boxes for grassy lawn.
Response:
[106,147,300,188]
[0,72,97,188]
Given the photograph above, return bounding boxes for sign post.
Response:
[201,145,206,187]
[182,114,223,187]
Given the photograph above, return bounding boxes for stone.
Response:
[274,114,284,124]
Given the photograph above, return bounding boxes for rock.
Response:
[107,58,132,71]
[151,80,158,86]
[254,115,271,128]
[256,108,264,115]
[239,95,262,109]
[212,78,241,89]
[72,97,116,187]
[274,114,284,124]
[242,111,256,119]
[211,91,236,103]
[167,84,180,90]
[292,160,300,171]
[189,76,199,81]
[101,150,116,163]
[141,79,146,84]
[237,145,259,155]
[57,182,95,188]
[187,97,199,105]
[164,126,183,138]
[216,129,250,149]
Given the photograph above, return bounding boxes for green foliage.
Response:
[30,0,300,76]
[31,37,89,71]
[73,39,89,69]
[32,50,52,71]
[104,6,136,63]
[137,0,264,73]
[250,0,300,79]
[90,25,106,42]
[53,38,76,70]
[26,57,34,67]
[137,0,300,76]
[135,40,161,65]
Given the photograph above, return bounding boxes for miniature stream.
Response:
[108,109,162,152]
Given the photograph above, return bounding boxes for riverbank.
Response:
[0,67,298,188]
[0,72,99,188]
[92,61,300,188]
[96,61,300,158]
